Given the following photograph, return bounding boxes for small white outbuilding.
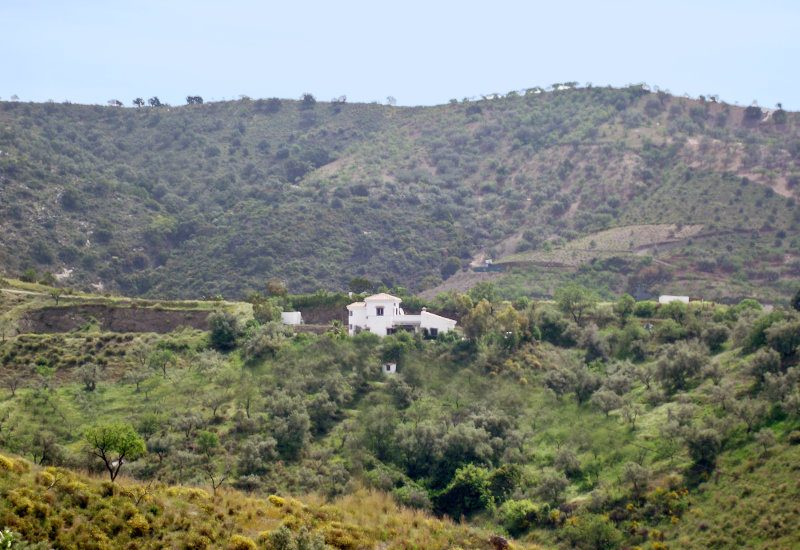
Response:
[658,295,690,305]
[382,362,397,374]
[280,311,303,325]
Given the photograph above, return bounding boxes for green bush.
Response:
[560,513,623,550]
[433,464,494,518]
[208,311,240,351]
[654,319,685,343]
[497,499,542,535]
[633,301,658,318]
[702,323,730,352]
[744,311,785,353]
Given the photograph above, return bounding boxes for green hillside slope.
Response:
[1,87,799,301]
[2,280,800,548]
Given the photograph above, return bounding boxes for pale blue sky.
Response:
[2,0,798,108]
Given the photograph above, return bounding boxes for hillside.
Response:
[1,86,799,302]
[2,279,800,548]
[0,453,513,549]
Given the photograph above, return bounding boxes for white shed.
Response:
[382,362,397,374]
[658,295,690,305]
[280,311,303,325]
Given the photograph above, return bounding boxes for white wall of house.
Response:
[382,362,397,374]
[346,294,456,337]
[347,302,367,335]
[658,295,690,305]
[280,311,303,325]
[420,310,457,336]
[363,294,402,336]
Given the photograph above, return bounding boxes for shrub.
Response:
[392,485,432,510]
[744,311,784,353]
[299,93,316,110]
[560,513,623,550]
[433,464,494,518]
[765,320,800,358]
[60,188,82,210]
[744,105,763,122]
[654,319,685,343]
[440,256,462,279]
[655,341,708,394]
[241,322,291,363]
[534,469,569,505]
[0,454,18,472]
[252,301,281,323]
[633,300,658,318]
[498,499,542,535]
[127,514,150,536]
[748,347,782,388]
[536,308,578,347]
[613,294,636,320]
[20,268,37,283]
[659,301,687,323]
[227,534,257,550]
[487,464,522,502]
[701,323,729,352]
[685,428,722,471]
[208,312,240,351]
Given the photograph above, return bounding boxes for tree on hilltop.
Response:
[300,93,316,110]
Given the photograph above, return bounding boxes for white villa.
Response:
[346,293,457,337]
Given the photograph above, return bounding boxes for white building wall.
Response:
[280,311,303,325]
[348,305,367,335]
[420,311,457,336]
[346,294,457,337]
[363,297,401,336]
[658,295,690,305]
[382,362,397,374]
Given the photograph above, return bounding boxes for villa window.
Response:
[349,311,353,317]
[376,307,384,316]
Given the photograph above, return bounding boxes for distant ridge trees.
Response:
[744,103,763,122]
[186,95,203,105]
[300,93,316,110]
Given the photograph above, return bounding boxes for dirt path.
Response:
[0,288,45,297]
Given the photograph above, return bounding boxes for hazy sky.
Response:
[2,0,798,108]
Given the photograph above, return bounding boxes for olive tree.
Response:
[555,284,598,325]
[655,341,708,395]
[84,423,146,482]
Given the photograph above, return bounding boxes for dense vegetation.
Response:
[0,453,504,549]
[1,280,799,548]
[1,86,799,302]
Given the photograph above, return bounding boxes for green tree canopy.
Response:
[555,284,598,324]
[84,422,146,482]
